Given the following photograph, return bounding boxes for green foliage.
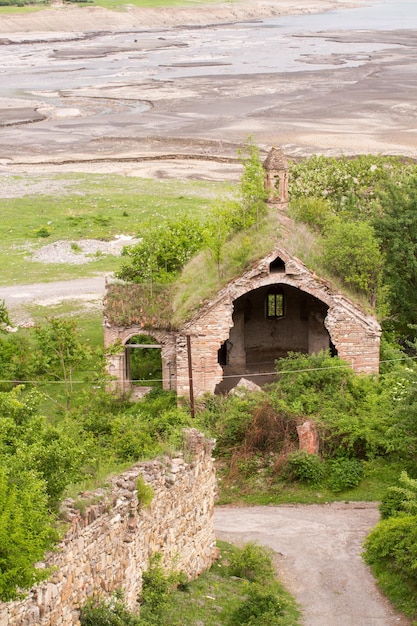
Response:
[237,137,269,230]
[227,582,286,626]
[321,218,383,304]
[128,335,162,387]
[80,589,141,626]
[0,387,87,505]
[34,317,102,410]
[373,174,417,337]
[289,196,333,231]
[34,226,51,238]
[326,458,363,493]
[271,352,388,460]
[0,463,56,600]
[289,154,411,217]
[364,514,417,616]
[227,541,276,583]
[139,553,181,624]
[136,475,154,509]
[80,542,300,626]
[285,451,324,485]
[380,471,417,519]
[0,300,10,332]
[117,217,204,284]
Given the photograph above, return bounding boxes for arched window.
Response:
[266,287,284,319]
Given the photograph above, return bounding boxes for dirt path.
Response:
[0,276,106,323]
[214,503,412,626]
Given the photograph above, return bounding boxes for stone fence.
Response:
[0,429,217,626]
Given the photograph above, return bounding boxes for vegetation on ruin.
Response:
[288,154,417,338]
[80,541,301,625]
[3,150,417,611]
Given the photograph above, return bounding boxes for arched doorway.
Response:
[125,334,162,391]
[217,284,332,392]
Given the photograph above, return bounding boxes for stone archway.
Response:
[216,283,332,392]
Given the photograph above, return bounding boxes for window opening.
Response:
[125,334,162,388]
[266,287,284,319]
[269,257,286,273]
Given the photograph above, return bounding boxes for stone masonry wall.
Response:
[0,430,217,626]
[176,248,381,398]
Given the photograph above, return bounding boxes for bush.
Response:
[321,219,383,304]
[379,471,417,519]
[228,582,286,626]
[136,475,154,509]
[227,541,276,583]
[326,458,364,493]
[285,451,324,485]
[34,226,51,238]
[0,465,56,601]
[80,590,140,626]
[364,514,417,588]
[117,218,204,284]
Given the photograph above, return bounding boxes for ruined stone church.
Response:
[104,148,381,399]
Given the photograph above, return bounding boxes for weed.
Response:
[136,475,154,509]
[70,242,82,253]
[34,226,51,238]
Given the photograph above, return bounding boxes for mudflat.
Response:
[0,0,416,181]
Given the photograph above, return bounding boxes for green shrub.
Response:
[227,541,276,583]
[379,471,417,519]
[80,590,140,626]
[34,226,51,238]
[364,514,417,587]
[285,451,324,485]
[139,553,182,624]
[326,458,363,493]
[0,465,56,601]
[117,218,204,284]
[228,582,285,626]
[321,219,383,303]
[136,475,154,509]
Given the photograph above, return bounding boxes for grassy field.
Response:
[0,173,234,287]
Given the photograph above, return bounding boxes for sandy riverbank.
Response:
[0,0,368,35]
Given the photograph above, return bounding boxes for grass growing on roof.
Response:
[172,208,280,325]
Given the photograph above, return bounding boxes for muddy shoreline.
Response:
[1,0,417,180]
[0,0,369,35]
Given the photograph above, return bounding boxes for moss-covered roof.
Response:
[104,282,174,329]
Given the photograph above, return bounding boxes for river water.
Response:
[2,0,417,92]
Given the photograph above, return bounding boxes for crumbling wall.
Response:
[176,249,381,398]
[0,430,217,626]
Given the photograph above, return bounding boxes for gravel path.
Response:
[0,276,107,323]
[215,503,412,626]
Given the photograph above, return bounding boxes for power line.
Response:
[0,354,416,386]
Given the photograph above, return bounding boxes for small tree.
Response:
[34,318,97,410]
[237,138,269,230]
[322,219,383,305]
[117,218,204,285]
[204,200,237,278]
[0,300,10,332]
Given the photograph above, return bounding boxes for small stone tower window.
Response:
[266,287,284,319]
